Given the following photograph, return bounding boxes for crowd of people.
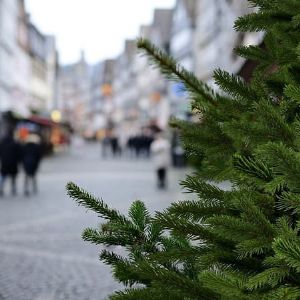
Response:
[0,124,181,194]
[127,134,154,158]
[101,130,154,159]
[101,128,172,189]
[0,130,42,197]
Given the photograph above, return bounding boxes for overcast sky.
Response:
[26,0,175,65]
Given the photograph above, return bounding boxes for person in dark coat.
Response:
[134,135,143,158]
[0,132,21,196]
[21,133,42,196]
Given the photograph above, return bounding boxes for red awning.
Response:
[28,115,56,127]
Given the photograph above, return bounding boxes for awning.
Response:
[28,115,56,127]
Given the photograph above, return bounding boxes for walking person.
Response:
[150,130,171,189]
[21,133,42,196]
[110,135,119,157]
[0,131,21,196]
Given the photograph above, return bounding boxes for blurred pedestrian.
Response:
[110,135,120,157]
[134,134,144,158]
[0,131,21,196]
[150,131,171,189]
[21,133,42,196]
[127,136,135,158]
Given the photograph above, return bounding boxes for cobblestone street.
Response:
[0,143,187,300]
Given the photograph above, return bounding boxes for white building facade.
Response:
[194,0,263,83]
[112,40,138,138]
[89,59,115,137]
[134,9,173,131]
[168,0,197,120]
[13,0,31,117]
[0,0,19,112]
[57,52,91,133]
[45,36,58,113]
[0,0,58,117]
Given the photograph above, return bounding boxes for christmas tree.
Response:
[67,1,300,299]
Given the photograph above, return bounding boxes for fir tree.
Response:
[67,0,300,299]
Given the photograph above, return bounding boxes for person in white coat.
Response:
[150,132,171,189]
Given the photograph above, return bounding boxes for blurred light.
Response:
[51,110,62,122]
[151,92,161,103]
[101,84,113,96]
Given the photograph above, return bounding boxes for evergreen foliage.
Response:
[67,1,300,298]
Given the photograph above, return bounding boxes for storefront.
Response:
[16,115,72,155]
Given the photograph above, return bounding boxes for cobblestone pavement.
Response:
[0,143,188,300]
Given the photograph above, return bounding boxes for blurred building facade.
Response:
[28,23,55,113]
[112,40,138,139]
[168,0,197,120]
[194,0,263,83]
[0,0,59,130]
[45,36,59,112]
[57,51,91,133]
[103,0,262,136]
[14,0,31,117]
[89,59,115,138]
[0,0,264,138]
[135,9,173,131]
[0,0,21,113]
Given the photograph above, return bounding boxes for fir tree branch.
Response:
[233,154,273,181]
[214,69,258,101]
[109,287,183,300]
[135,262,218,300]
[136,38,218,107]
[200,269,250,300]
[263,287,300,300]
[67,182,129,224]
[247,267,291,290]
[273,237,300,272]
[128,200,150,231]
[234,12,291,32]
[100,250,150,286]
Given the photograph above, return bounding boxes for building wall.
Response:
[0,0,19,112]
[13,1,31,117]
[167,0,262,120]
[28,23,51,113]
[194,0,262,82]
[89,59,115,135]
[168,0,196,120]
[45,36,58,112]
[0,0,58,118]
[130,9,173,132]
[112,40,138,137]
[57,52,91,133]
